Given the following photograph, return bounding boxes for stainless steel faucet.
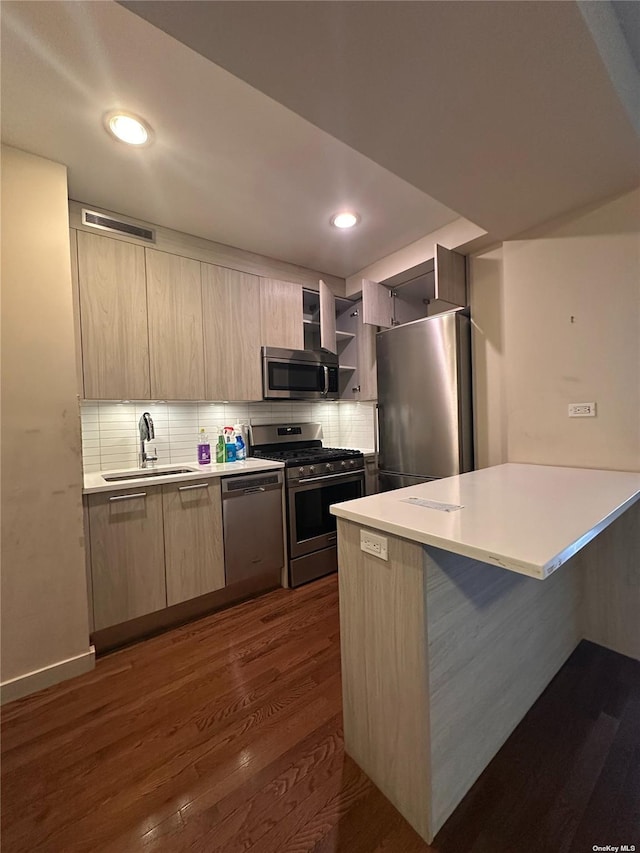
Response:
[138,412,158,468]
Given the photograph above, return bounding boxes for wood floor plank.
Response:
[2,580,638,853]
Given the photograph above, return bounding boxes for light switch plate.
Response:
[360,529,388,561]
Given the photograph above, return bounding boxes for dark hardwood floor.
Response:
[1,575,638,852]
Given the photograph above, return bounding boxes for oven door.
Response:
[287,471,365,559]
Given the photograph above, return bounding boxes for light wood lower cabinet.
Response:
[88,487,166,631]
[162,479,225,606]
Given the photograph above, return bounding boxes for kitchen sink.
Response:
[102,467,198,482]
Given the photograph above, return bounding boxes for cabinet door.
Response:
[202,264,262,401]
[362,279,393,328]
[319,279,337,354]
[88,487,166,630]
[162,479,225,606]
[145,249,205,400]
[259,278,304,350]
[77,231,150,399]
[356,301,378,400]
[434,244,467,307]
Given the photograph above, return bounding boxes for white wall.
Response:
[469,245,507,469]
[471,188,640,473]
[1,147,93,701]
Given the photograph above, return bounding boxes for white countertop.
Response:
[83,458,284,494]
[330,463,640,579]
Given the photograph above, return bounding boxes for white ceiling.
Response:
[0,1,462,279]
[2,1,639,281]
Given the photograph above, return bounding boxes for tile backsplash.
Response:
[80,400,376,473]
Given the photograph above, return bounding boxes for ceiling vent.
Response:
[81,209,155,242]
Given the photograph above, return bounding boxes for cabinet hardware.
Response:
[109,492,146,502]
[352,385,361,393]
[350,309,359,317]
[178,483,209,492]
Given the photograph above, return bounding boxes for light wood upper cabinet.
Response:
[319,279,337,354]
[362,278,394,328]
[77,230,150,399]
[88,487,166,630]
[162,479,225,606]
[259,278,304,350]
[434,245,467,307]
[145,249,205,400]
[202,264,262,401]
[355,302,378,400]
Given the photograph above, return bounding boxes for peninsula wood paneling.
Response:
[582,500,640,660]
[425,544,582,835]
[337,519,432,842]
[88,487,166,630]
[77,230,150,399]
[259,278,304,350]
[145,249,205,400]
[201,264,263,400]
[162,479,225,606]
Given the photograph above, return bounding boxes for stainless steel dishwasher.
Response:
[221,469,284,588]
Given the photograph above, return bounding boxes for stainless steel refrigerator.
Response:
[376,308,473,491]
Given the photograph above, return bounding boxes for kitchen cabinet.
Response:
[319,279,337,354]
[202,264,263,401]
[362,244,467,329]
[145,249,205,400]
[259,278,304,350]
[162,478,225,606]
[88,486,166,630]
[304,290,376,401]
[77,230,151,399]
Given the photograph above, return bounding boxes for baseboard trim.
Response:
[0,646,95,705]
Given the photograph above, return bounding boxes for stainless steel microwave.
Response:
[262,347,339,400]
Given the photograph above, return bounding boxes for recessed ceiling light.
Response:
[330,211,360,229]
[104,111,153,146]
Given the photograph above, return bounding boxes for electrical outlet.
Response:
[568,402,597,418]
[360,530,388,561]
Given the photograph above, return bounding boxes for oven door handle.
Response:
[296,470,364,484]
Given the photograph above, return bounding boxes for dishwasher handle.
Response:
[221,470,283,498]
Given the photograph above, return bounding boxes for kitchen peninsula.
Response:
[330,463,640,843]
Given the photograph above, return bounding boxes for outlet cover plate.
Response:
[568,402,597,417]
[360,529,388,561]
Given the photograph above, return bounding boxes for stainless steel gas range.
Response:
[249,423,365,587]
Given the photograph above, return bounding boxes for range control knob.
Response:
[341,460,347,468]
[299,467,304,474]
[309,466,315,474]
[350,460,356,467]
[326,463,332,471]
